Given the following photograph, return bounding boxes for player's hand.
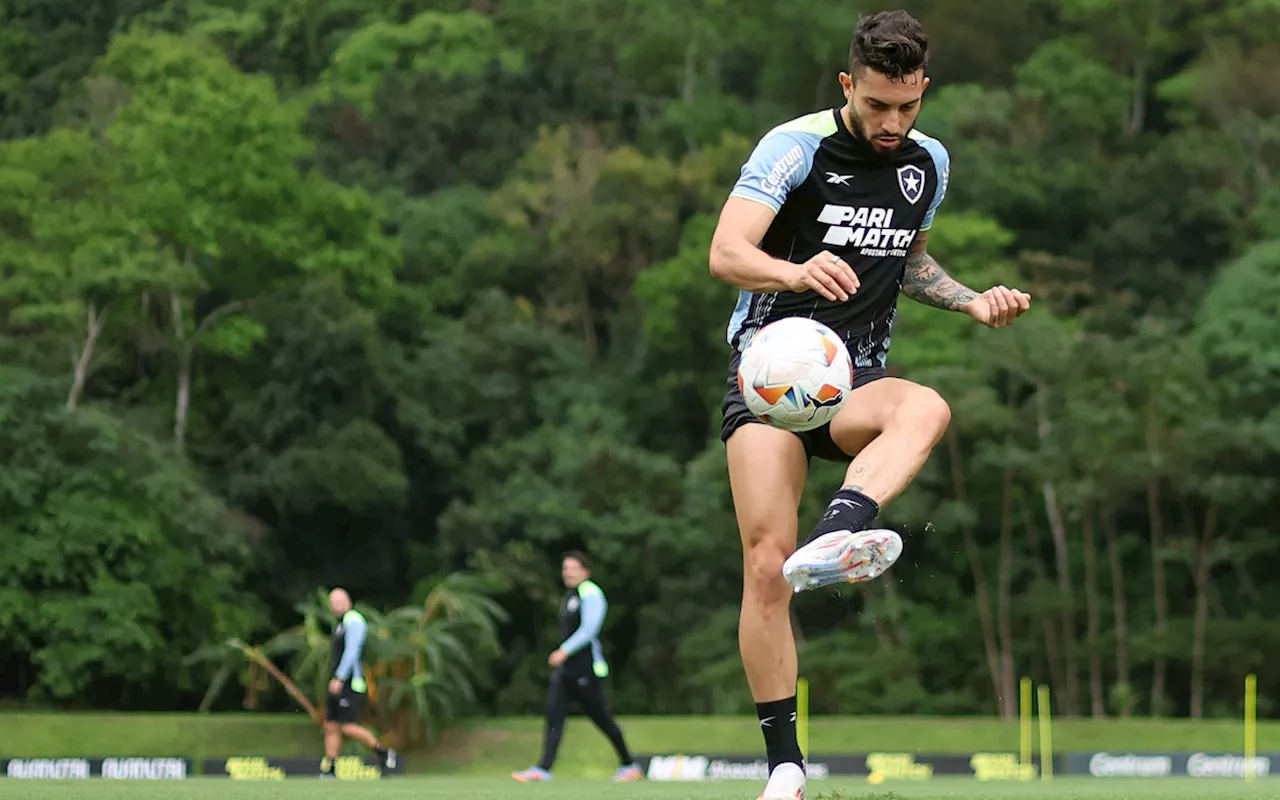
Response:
[328,678,343,695]
[548,649,568,667]
[787,250,860,302]
[962,285,1031,328]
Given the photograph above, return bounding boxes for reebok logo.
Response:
[822,497,861,521]
[825,172,853,185]
[818,204,916,257]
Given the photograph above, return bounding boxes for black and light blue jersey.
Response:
[725,108,950,369]
[558,580,610,679]
[330,609,368,692]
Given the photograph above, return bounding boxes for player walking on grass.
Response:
[708,10,1031,799]
[320,588,397,779]
[512,552,643,784]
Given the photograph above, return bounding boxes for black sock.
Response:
[756,696,803,772]
[375,744,387,756]
[803,487,880,546]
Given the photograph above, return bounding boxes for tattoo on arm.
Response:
[902,236,979,311]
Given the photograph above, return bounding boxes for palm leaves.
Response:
[189,571,507,747]
[364,573,507,745]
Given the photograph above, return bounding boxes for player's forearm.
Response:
[334,627,365,679]
[559,598,605,654]
[902,250,978,311]
[559,624,599,654]
[709,237,795,293]
[334,648,360,679]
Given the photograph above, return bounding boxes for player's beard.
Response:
[846,106,911,161]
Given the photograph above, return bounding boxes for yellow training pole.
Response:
[1038,684,1054,782]
[1246,673,1258,782]
[797,677,810,761]
[1020,677,1033,771]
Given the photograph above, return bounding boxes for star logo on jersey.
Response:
[897,164,926,205]
[825,172,853,185]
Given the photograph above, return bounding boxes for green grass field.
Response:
[419,716,1278,777]
[0,777,1276,800]
[1,713,1274,777]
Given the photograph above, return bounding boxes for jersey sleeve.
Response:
[334,612,366,680]
[917,137,951,231]
[729,131,819,213]
[559,583,607,655]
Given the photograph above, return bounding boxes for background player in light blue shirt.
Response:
[511,552,642,784]
[320,588,397,778]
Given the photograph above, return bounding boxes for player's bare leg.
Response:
[783,379,951,592]
[340,723,378,750]
[727,423,809,799]
[320,721,342,778]
[338,723,397,771]
[831,379,952,502]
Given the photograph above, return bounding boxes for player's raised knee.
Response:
[902,386,951,438]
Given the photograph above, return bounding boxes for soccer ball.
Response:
[738,317,854,432]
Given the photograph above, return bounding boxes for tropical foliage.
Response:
[1,0,1279,725]
[190,574,505,746]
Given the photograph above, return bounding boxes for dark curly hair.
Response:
[562,550,590,571]
[849,10,929,81]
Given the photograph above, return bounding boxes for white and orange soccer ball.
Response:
[738,317,854,432]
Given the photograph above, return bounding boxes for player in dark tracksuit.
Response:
[511,552,642,783]
[320,588,397,778]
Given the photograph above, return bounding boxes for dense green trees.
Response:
[1,0,1278,725]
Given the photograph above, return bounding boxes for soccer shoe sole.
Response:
[782,529,903,593]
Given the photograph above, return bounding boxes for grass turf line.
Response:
[0,713,1275,778]
[420,715,1278,777]
[0,777,1277,800]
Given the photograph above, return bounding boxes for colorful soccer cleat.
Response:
[782,529,903,593]
[511,766,552,782]
[613,764,644,782]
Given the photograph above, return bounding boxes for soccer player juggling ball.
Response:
[709,10,1030,799]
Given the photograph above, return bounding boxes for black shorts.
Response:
[325,684,362,724]
[720,349,887,462]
